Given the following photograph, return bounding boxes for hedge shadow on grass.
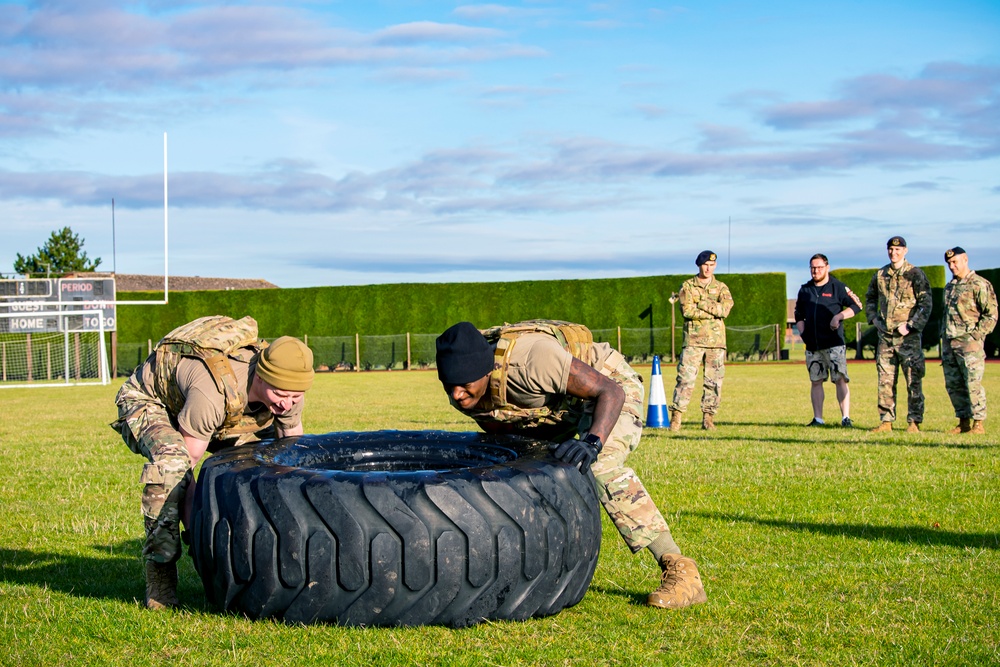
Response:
[692,512,1000,550]
[1,541,155,605]
[661,430,994,450]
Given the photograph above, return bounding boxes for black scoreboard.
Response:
[0,278,117,333]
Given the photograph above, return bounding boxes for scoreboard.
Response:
[0,277,117,333]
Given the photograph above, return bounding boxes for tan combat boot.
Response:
[669,410,682,433]
[144,561,179,610]
[870,422,892,433]
[970,420,986,435]
[701,413,716,430]
[948,418,972,434]
[905,421,920,434]
[647,554,708,609]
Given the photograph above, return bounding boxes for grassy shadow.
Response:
[656,428,993,449]
[693,511,1000,550]
[586,584,651,607]
[0,541,207,607]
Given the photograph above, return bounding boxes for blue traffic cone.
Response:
[646,355,670,428]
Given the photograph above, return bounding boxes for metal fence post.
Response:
[407,332,411,370]
[355,333,360,371]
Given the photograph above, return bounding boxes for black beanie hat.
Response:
[436,322,494,385]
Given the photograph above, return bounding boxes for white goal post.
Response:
[0,311,110,388]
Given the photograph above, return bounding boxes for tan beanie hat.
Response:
[256,336,314,391]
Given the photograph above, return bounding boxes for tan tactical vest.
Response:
[153,315,272,440]
[464,320,596,438]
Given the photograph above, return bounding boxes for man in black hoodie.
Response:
[794,254,863,427]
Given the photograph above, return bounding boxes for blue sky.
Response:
[2,0,998,298]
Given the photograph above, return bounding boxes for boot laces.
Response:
[658,559,685,592]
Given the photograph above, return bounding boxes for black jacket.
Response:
[794,277,862,352]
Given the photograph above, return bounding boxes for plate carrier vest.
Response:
[465,319,596,438]
[153,315,272,440]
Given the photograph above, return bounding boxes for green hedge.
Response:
[117,272,786,346]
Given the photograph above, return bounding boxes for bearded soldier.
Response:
[111,316,314,609]
[865,236,933,433]
[435,320,707,610]
[941,247,997,434]
[669,250,734,432]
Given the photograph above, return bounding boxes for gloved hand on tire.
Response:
[551,433,603,470]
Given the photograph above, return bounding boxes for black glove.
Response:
[551,433,603,470]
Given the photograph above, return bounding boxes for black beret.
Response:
[887,236,906,248]
[695,250,717,266]
[435,322,494,385]
[944,246,966,260]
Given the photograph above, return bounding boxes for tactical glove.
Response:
[551,433,603,470]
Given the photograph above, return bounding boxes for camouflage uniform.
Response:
[111,317,284,565]
[458,325,670,554]
[670,276,734,415]
[941,270,998,421]
[865,261,932,424]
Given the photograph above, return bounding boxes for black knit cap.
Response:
[695,250,717,266]
[887,236,906,248]
[944,246,966,260]
[436,322,494,385]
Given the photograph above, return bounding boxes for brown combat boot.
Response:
[701,413,716,430]
[970,420,986,435]
[870,422,892,433]
[905,421,921,434]
[144,561,179,610]
[647,554,708,609]
[669,410,682,432]
[948,418,972,434]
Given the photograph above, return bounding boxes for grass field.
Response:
[1,360,998,666]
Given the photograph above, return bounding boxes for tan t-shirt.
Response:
[502,335,615,407]
[139,353,303,441]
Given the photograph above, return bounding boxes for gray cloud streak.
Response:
[0,3,543,91]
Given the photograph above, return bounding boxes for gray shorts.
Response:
[806,346,849,383]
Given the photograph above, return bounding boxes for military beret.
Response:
[695,250,717,266]
[944,246,966,260]
[887,236,906,248]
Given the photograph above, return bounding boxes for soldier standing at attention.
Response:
[865,236,933,433]
[436,320,707,610]
[940,247,997,434]
[669,250,734,432]
[111,316,315,610]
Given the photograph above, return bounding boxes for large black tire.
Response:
[189,430,602,627]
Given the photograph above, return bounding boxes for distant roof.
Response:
[63,272,279,292]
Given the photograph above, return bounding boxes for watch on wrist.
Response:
[582,433,603,453]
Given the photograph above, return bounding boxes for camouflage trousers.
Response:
[942,337,988,420]
[578,351,672,553]
[669,346,726,415]
[875,333,925,423]
[111,375,194,564]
